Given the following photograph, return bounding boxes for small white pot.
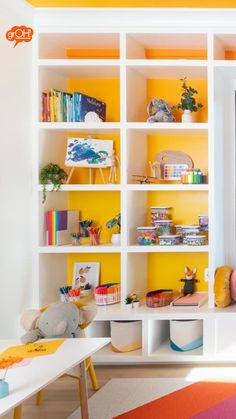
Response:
[132,301,140,309]
[182,109,193,123]
[111,233,121,245]
[124,303,133,310]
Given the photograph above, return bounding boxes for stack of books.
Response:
[41,89,106,122]
[46,210,79,245]
[170,292,208,308]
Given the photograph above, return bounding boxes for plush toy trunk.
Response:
[111,320,142,352]
[170,319,203,351]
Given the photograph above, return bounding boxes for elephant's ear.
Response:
[78,304,97,329]
[21,328,43,344]
[20,309,41,331]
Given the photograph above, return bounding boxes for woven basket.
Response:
[146,289,173,308]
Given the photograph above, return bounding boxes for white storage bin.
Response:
[170,319,203,351]
[111,320,142,352]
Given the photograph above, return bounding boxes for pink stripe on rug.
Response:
[191,395,236,418]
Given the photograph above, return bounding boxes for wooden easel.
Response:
[66,166,106,185]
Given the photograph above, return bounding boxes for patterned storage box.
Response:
[111,321,142,352]
[146,290,174,307]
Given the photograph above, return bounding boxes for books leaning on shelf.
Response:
[46,210,79,245]
[170,292,208,308]
[41,89,106,123]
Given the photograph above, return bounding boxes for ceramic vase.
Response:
[182,109,193,123]
[132,301,140,309]
[111,233,121,245]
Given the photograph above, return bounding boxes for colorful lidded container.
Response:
[154,220,174,236]
[159,235,181,246]
[186,235,206,246]
[181,225,200,244]
[198,215,208,232]
[150,206,172,224]
[137,227,158,245]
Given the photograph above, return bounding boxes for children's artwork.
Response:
[73,262,100,290]
[0,340,65,359]
[65,138,113,168]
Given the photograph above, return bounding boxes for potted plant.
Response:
[174,78,203,123]
[40,163,68,203]
[106,213,121,245]
[130,293,140,309]
[71,232,82,246]
[124,295,133,310]
[80,282,92,297]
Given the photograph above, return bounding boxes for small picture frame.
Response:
[73,262,100,291]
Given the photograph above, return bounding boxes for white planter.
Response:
[132,301,140,309]
[181,109,193,123]
[124,303,133,310]
[111,233,121,245]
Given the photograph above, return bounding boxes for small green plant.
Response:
[125,296,133,305]
[106,213,121,233]
[40,163,68,203]
[174,78,203,113]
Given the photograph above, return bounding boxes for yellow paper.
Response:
[0,339,65,359]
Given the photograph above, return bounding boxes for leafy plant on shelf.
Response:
[106,213,121,233]
[40,163,68,203]
[174,78,203,113]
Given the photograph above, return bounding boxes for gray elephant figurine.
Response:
[20,301,97,344]
[147,98,175,123]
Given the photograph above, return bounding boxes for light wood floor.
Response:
[3,363,232,419]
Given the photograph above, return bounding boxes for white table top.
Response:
[0,338,110,417]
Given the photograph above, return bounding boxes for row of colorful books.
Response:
[46,210,79,245]
[41,88,106,122]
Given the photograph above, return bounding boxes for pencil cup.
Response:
[0,380,9,398]
[89,232,101,246]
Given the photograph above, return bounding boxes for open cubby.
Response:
[214,34,236,60]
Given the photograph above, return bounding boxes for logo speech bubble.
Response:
[6,26,33,48]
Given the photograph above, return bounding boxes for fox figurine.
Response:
[180,266,199,295]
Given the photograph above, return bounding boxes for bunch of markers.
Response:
[59,286,80,302]
[94,283,120,305]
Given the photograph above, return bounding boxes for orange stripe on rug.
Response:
[113,381,236,419]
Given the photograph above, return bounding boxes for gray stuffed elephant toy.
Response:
[20,302,97,344]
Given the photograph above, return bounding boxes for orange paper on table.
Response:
[0,339,65,359]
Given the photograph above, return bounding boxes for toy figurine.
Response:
[108,150,120,184]
[147,98,175,123]
[180,266,199,295]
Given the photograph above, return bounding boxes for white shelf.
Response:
[127,184,209,191]
[39,245,121,253]
[150,339,203,358]
[93,344,143,364]
[38,61,120,78]
[127,245,209,253]
[38,122,120,133]
[38,184,121,192]
[126,122,208,134]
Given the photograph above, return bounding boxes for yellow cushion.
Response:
[214,265,233,308]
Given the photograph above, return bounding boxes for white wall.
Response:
[0,0,33,337]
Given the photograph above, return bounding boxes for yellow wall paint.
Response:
[148,253,208,292]
[67,79,120,122]
[67,133,120,184]
[148,134,208,173]
[68,191,120,243]
[26,0,236,8]
[147,80,208,123]
[68,253,120,285]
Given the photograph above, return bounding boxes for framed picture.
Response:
[73,262,100,291]
[65,137,113,168]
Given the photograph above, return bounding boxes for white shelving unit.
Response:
[33,8,236,364]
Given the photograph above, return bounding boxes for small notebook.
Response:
[170,292,208,307]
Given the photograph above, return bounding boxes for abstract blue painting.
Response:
[65,137,113,168]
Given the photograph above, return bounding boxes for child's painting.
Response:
[73,262,100,291]
[65,137,113,168]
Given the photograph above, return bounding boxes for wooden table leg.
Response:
[79,360,89,419]
[13,405,22,419]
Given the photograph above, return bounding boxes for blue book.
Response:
[73,92,106,122]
